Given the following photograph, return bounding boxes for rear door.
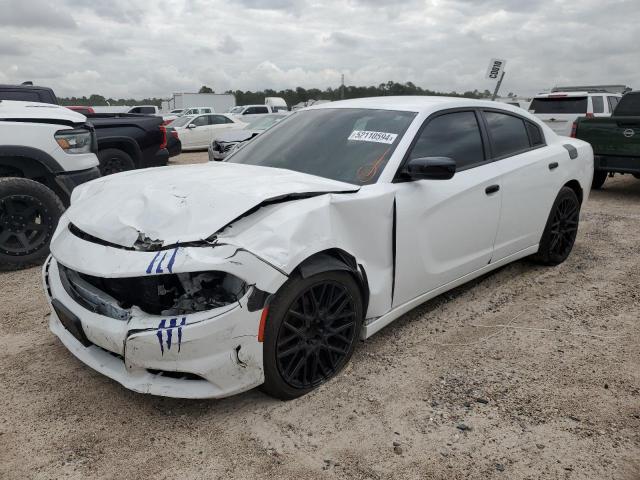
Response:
[484,110,567,261]
[530,95,588,136]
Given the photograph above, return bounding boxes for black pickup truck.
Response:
[573,91,640,189]
[0,83,176,175]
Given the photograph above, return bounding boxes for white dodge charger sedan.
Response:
[43,97,593,400]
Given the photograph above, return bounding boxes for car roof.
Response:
[306,95,531,115]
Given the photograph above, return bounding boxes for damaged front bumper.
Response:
[42,220,288,399]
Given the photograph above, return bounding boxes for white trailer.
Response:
[164,93,236,113]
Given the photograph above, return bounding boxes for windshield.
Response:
[228,108,416,185]
[244,114,285,130]
[530,97,587,114]
[228,106,244,114]
[171,115,195,127]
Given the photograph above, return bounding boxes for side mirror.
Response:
[402,157,456,180]
[187,123,196,129]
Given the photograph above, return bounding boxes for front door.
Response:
[394,110,502,307]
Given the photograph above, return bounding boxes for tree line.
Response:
[58,81,515,107]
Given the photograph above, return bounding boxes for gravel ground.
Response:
[1,155,639,479]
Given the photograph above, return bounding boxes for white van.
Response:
[529,91,621,136]
[265,97,288,112]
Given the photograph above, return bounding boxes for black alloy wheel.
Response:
[276,281,358,389]
[98,148,135,176]
[0,195,49,256]
[262,270,363,399]
[548,196,579,258]
[0,178,64,271]
[533,186,580,266]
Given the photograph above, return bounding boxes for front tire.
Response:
[262,271,363,400]
[0,178,64,271]
[591,170,608,189]
[532,187,580,266]
[98,148,135,175]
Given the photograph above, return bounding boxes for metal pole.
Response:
[492,71,505,101]
[341,74,345,100]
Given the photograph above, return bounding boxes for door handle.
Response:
[549,162,559,170]
[485,184,500,195]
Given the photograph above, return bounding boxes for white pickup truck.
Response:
[0,100,100,269]
[529,91,622,136]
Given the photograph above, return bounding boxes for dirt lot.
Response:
[1,155,639,479]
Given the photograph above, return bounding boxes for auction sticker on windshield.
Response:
[348,130,398,144]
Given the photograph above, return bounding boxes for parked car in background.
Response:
[66,106,95,115]
[127,105,161,115]
[228,104,273,116]
[0,100,100,270]
[182,107,214,116]
[43,97,593,400]
[88,113,170,174]
[529,91,621,136]
[165,126,182,158]
[162,92,236,116]
[265,97,288,112]
[170,113,243,150]
[208,113,288,161]
[573,91,640,189]
[0,84,172,174]
[163,107,215,125]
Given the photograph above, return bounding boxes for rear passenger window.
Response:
[592,96,604,114]
[484,111,530,158]
[526,121,544,146]
[607,96,619,112]
[409,111,485,170]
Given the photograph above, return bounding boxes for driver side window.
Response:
[409,111,485,170]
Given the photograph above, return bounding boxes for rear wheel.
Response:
[262,271,363,400]
[532,187,580,266]
[98,148,135,175]
[591,170,608,189]
[0,177,64,271]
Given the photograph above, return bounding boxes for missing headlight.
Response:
[61,266,247,317]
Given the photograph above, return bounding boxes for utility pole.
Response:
[341,73,345,100]
[492,71,505,101]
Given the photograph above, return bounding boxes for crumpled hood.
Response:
[66,162,359,248]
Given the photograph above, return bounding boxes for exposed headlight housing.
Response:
[55,128,93,154]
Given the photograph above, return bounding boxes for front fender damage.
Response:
[214,185,397,319]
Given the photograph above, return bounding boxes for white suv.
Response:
[0,100,100,269]
[529,91,622,136]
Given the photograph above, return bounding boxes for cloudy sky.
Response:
[0,0,637,99]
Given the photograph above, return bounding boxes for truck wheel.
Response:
[262,271,363,400]
[98,148,135,175]
[591,170,608,189]
[532,187,580,266]
[0,178,64,271]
